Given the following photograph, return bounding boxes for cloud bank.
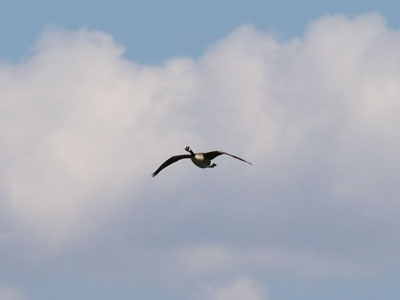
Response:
[1,13,400,298]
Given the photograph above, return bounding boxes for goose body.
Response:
[191,153,211,168]
[151,146,251,177]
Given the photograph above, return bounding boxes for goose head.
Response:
[185,146,195,156]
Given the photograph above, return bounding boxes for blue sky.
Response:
[1,1,400,300]
[2,0,400,63]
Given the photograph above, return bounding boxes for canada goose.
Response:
[151,146,252,177]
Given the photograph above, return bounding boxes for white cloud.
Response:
[0,28,198,247]
[0,13,400,288]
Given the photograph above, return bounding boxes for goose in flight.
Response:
[151,146,252,177]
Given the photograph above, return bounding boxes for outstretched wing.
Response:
[151,154,191,177]
[204,151,252,165]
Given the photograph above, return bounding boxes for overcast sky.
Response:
[1,1,400,300]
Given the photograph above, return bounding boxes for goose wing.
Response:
[152,154,191,177]
[204,151,252,165]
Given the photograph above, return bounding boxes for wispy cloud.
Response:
[202,276,267,300]
[174,244,368,279]
[0,286,26,300]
